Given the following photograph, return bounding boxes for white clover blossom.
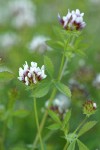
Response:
[45,94,70,115]
[58,9,86,30]
[8,0,36,28]
[93,74,100,89]
[28,36,51,53]
[0,33,20,49]
[18,61,47,86]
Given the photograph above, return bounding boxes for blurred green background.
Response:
[0,0,100,149]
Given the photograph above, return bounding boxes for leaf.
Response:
[48,123,61,130]
[44,56,54,77]
[55,82,71,97]
[33,82,51,98]
[46,40,64,53]
[56,41,64,48]
[0,71,14,81]
[48,110,61,124]
[13,109,30,118]
[78,121,97,137]
[67,141,76,150]
[77,139,89,150]
[62,110,71,128]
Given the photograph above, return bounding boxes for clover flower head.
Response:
[83,100,97,117]
[18,61,47,86]
[28,35,51,53]
[0,32,20,49]
[45,94,70,118]
[58,9,86,30]
[8,0,36,28]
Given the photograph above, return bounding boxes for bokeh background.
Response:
[0,0,100,149]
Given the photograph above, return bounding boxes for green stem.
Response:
[33,52,66,147]
[74,117,88,134]
[33,98,44,150]
[63,141,69,150]
[33,88,56,148]
[60,58,68,79]
[58,53,65,80]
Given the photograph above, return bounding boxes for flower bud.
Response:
[83,100,97,117]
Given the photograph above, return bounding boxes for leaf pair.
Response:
[67,140,89,150]
[48,109,71,132]
[44,56,71,98]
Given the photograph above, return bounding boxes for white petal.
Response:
[28,72,31,78]
[19,67,24,76]
[93,103,97,108]
[31,62,37,67]
[23,61,28,71]
[67,13,71,19]
[64,20,69,28]
[41,65,45,70]
[81,13,84,17]
[76,9,80,15]
[72,10,75,15]
[18,77,23,81]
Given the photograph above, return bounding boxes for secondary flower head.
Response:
[44,94,70,118]
[28,35,51,53]
[83,100,97,117]
[18,61,47,86]
[58,9,86,30]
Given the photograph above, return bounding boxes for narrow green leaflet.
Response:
[48,110,61,124]
[78,121,97,137]
[62,110,71,128]
[55,82,71,97]
[13,109,30,118]
[77,139,89,150]
[46,40,63,53]
[33,82,51,98]
[44,56,54,78]
[48,123,61,130]
[0,71,14,81]
[67,141,76,150]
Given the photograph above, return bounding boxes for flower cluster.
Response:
[58,9,86,30]
[28,35,51,53]
[8,0,36,28]
[45,94,70,118]
[0,32,20,50]
[83,100,97,117]
[18,61,47,86]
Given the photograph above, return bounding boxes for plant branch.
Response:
[33,52,66,147]
[74,117,88,134]
[63,141,69,150]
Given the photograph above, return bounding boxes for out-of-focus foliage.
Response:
[0,0,100,149]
